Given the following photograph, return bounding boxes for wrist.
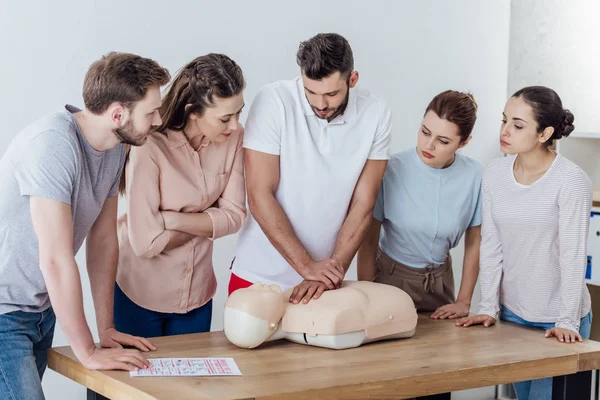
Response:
[74,341,97,364]
[331,254,347,272]
[456,297,471,307]
[296,257,314,277]
[98,325,115,336]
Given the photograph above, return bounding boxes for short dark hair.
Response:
[425,90,478,142]
[83,52,170,114]
[296,33,354,80]
[512,86,574,146]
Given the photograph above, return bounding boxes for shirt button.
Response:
[188,247,193,253]
[185,266,192,273]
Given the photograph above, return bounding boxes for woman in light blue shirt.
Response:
[358,90,482,320]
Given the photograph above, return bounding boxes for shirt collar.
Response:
[166,129,211,150]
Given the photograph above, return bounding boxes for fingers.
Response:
[123,349,151,368]
[107,361,137,372]
[447,312,464,319]
[329,263,345,280]
[291,284,309,304]
[323,270,341,288]
[432,304,468,320]
[105,339,122,349]
[432,306,452,320]
[301,284,319,304]
[139,337,157,351]
[119,335,151,352]
[317,275,335,290]
[563,331,581,343]
[313,283,327,300]
[431,306,447,319]
[455,316,491,327]
[546,328,582,343]
[113,334,147,351]
[330,259,345,274]
[290,286,300,302]
[118,355,147,370]
[437,311,453,320]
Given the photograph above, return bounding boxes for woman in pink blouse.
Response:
[114,54,246,337]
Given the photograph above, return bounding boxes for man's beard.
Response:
[113,120,151,146]
[311,89,350,123]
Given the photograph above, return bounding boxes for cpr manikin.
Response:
[224,281,418,350]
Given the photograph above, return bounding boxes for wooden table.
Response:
[48,315,600,399]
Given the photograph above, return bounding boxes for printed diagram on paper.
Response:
[130,358,242,377]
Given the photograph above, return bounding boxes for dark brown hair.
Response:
[425,90,478,142]
[296,33,354,80]
[83,52,170,114]
[119,53,245,195]
[158,53,245,132]
[512,86,574,146]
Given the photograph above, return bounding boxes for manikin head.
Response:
[224,283,286,349]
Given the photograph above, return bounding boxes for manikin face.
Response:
[223,283,286,349]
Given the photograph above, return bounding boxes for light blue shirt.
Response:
[373,148,482,268]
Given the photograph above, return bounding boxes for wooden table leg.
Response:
[87,389,110,400]
[552,371,592,400]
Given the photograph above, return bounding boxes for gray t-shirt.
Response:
[0,105,125,314]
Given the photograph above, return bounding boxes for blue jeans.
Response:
[0,307,56,400]
[114,284,212,337]
[500,306,592,400]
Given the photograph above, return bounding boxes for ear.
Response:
[458,135,472,149]
[107,103,128,127]
[184,103,198,120]
[539,126,554,144]
[348,71,359,88]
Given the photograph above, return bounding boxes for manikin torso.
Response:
[224,281,418,350]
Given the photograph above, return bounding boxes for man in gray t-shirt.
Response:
[0,52,170,400]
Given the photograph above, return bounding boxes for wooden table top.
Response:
[48,315,600,399]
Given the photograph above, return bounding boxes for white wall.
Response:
[0,1,509,399]
[508,0,600,190]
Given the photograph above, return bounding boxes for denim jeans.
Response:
[114,284,212,337]
[0,307,56,400]
[500,306,592,400]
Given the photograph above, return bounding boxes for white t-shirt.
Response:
[233,77,392,290]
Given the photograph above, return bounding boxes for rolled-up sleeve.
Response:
[204,132,247,240]
[126,144,170,258]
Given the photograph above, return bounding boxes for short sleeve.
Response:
[368,101,392,160]
[242,86,283,155]
[14,132,78,205]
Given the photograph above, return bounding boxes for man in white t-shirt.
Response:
[230,33,392,303]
